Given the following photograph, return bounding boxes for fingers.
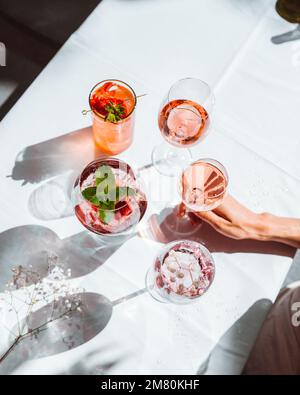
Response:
[213,195,254,221]
[194,210,229,232]
[191,194,255,240]
[194,209,247,240]
[213,195,239,219]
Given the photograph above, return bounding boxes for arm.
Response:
[194,195,300,248]
[258,214,300,248]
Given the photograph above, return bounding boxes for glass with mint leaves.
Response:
[89,80,137,155]
[72,158,147,245]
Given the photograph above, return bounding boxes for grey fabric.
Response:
[283,250,300,287]
[244,286,300,375]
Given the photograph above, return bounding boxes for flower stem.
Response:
[0,336,21,364]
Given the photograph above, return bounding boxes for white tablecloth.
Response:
[0,0,299,375]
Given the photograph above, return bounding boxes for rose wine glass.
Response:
[152,78,214,177]
[72,158,147,245]
[146,240,215,304]
[178,158,228,225]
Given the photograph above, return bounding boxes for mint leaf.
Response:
[90,196,100,206]
[82,187,96,199]
[82,187,98,204]
[96,166,117,202]
[106,112,117,123]
[104,101,125,123]
[99,208,115,224]
[95,165,115,182]
[97,186,118,202]
[116,186,135,200]
[96,177,106,186]
[100,200,115,210]
[82,165,135,224]
[98,200,115,224]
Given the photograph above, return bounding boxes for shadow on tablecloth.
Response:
[141,205,296,258]
[8,127,108,221]
[9,127,104,185]
[196,298,272,375]
[0,225,122,292]
[0,292,118,375]
[0,224,146,374]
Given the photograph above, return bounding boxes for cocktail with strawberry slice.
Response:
[72,158,147,243]
[89,80,136,155]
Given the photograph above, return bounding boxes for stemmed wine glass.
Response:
[173,158,229,235]
[180,158,229,213]
[72,158,147,245]
[146,240,215,304]
[152,78,215,177]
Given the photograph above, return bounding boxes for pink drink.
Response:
[74,158,147,235]
[153,240,215,302]
[89,80,136,155]
[181,159,228,212]
[158,99,209,147]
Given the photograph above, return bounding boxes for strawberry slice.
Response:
[115,200,132,217]
[102,81,114,93]
[75,205,86,224]
[90,93,126,121]
[88,211,96,222]
[156,275,164,288]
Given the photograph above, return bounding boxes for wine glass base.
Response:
[162,207,204,239]
[152,143,192,177]
[88,229,136,248]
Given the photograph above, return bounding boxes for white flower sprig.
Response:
[0,253,84,364]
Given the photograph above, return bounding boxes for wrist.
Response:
[248,212,274,241]
[234,212,272,241]
[255,213,300,247]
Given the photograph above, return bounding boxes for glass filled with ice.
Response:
[72,158,147,245]
[146,240,215,304]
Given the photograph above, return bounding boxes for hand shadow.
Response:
[196,298,272,375]
[141,206,296,258]
[0,225,122,292]
[0,292,114,374]
[9,127,105,186]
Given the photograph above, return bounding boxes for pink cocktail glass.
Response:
[72,158,147,245]
[146,240,215,304]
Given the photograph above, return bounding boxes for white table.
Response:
[0,0,299,375]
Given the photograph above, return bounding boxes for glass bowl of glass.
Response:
[146,240,215,304]
[72,158,147,245]
[180,158,229,212]
[89,79,137,155]
[152,78,215,177]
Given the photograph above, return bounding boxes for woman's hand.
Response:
[193,195,300,248]
[193,195,266,240]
